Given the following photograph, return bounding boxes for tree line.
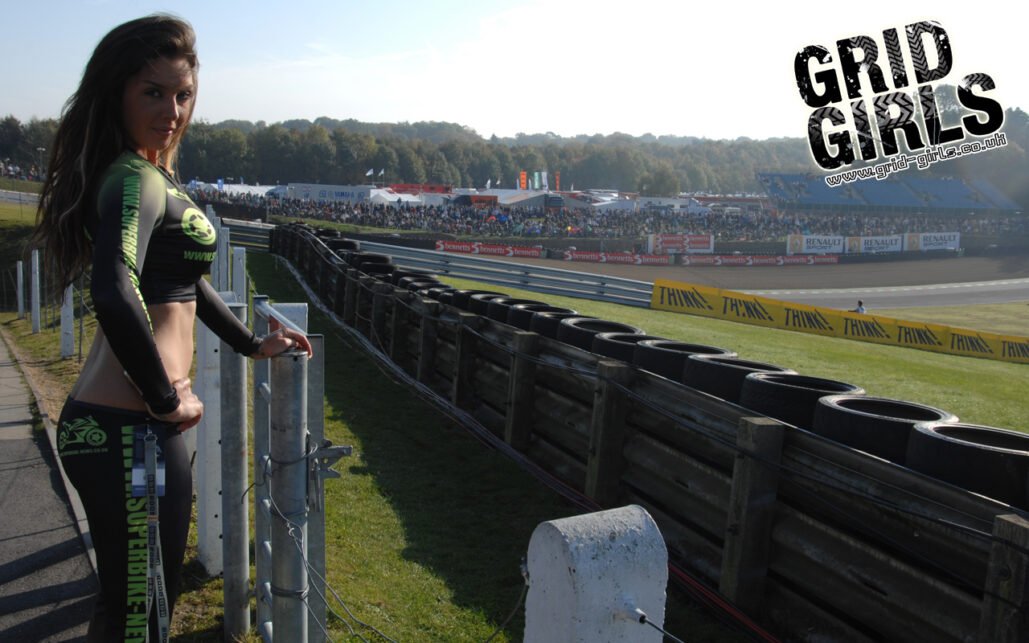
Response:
[2,108,1027,205]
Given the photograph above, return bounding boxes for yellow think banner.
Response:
[650,279,1029,364]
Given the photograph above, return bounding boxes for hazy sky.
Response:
[2,0,1023,141]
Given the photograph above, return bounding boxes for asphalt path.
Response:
[485,254,1029,308]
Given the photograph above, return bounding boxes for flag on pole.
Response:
[365,168,374,176]
[379,168,385,176]
[485,178,492,189]
[541,171,549,191]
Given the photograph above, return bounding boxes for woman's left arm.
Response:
[194,278,313,358]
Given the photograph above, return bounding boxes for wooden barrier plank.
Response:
[778,433,997,589]
[471,358,510,413]
[978,513,1029,643]
[764,580,877,643]
[769,506,980,643]
[525,437,587,490]
[720,417,785,615]
[622,490,724,585]
[626,403,739,474]
[535,366,595,405]
[585,361,633,506]
[504,332,539,452]
[621,434,732,541]
[451,312,481,409]
[530,413,590,464]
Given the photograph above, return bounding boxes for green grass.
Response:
[0,201,38,267]
[0,177,42,194]
[875,302,1029,337]
[442,277,1028,431]
[247,254,743,642]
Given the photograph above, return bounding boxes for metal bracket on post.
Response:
[308,440,353,513]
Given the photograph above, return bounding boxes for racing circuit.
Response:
[484,252,1029,310]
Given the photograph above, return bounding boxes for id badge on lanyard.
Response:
[131,425,166,497]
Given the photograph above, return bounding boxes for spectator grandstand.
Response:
[758,173,1021,214]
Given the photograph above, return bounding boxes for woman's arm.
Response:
[90,159,180,414]
[195,278,312,359]
[194,277,261,355]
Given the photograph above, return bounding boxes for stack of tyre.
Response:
[316,229,1029,510]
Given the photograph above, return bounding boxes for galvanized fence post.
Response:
[254,299,312,642]
[305,335,327,643]
[270,346,309,642]
[16,260,24,318]
[60,284,74,357]
[253,296,274,640]
[195,304,224,575]
[221,300,251,639]
[30,249,40,333]
[233,246,248,303]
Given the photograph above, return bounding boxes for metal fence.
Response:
[217,221,654,307]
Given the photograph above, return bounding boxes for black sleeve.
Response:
[90,162,179,414]
[195,278,262,356]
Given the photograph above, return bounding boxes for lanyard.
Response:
[144,428,170,643]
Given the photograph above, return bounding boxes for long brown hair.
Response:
[33,14,199,290]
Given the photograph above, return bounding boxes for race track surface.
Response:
[485,254,1029,308]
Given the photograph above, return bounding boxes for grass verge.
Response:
[0,177,42,194]
[247,253,745,642]
[875,302,1029,337]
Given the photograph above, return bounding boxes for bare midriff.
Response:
[71,300,196,411]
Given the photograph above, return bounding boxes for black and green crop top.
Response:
[90,152,261,414]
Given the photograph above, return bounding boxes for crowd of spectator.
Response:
[190,188,1027,242]
[0,160,43,182]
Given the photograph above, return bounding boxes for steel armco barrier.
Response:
[357,241,653,307]
[253,296,347,643]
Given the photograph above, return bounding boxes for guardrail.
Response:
[217,221,654,306]
[356,241,653,307]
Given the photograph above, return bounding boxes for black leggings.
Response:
[57,398,192,642]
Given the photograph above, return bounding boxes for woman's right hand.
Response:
[149,378,204,431]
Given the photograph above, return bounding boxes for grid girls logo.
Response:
[795,20,1004,171]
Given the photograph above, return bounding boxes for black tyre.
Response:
[683,356,796,403]
[739,373,865,430]
[558,318,645,351]
[397,275,437,290]
[907,422,1029,509]
[360,262,395,277]
[633,340,736,380]
[406,280,444,293]
[486,298,547,323]
[392,267,439,286]
[315,228,340,239]
[451,290,506,310]
[438,290,458,305]
[351,252,393,271]
[468,293,508,315]
[589,333,663,361]
[425,286,459,301]
[508,305,575,330]
[530,312,584,339]
[812,395,957,464]
[327,238,360,253]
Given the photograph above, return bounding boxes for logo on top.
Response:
[794,20,1004,170]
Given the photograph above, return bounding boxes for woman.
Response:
[33,15,311,641]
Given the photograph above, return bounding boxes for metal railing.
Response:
[252,296,348,643]
[353,240,654,307]
[213,220,654,307]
